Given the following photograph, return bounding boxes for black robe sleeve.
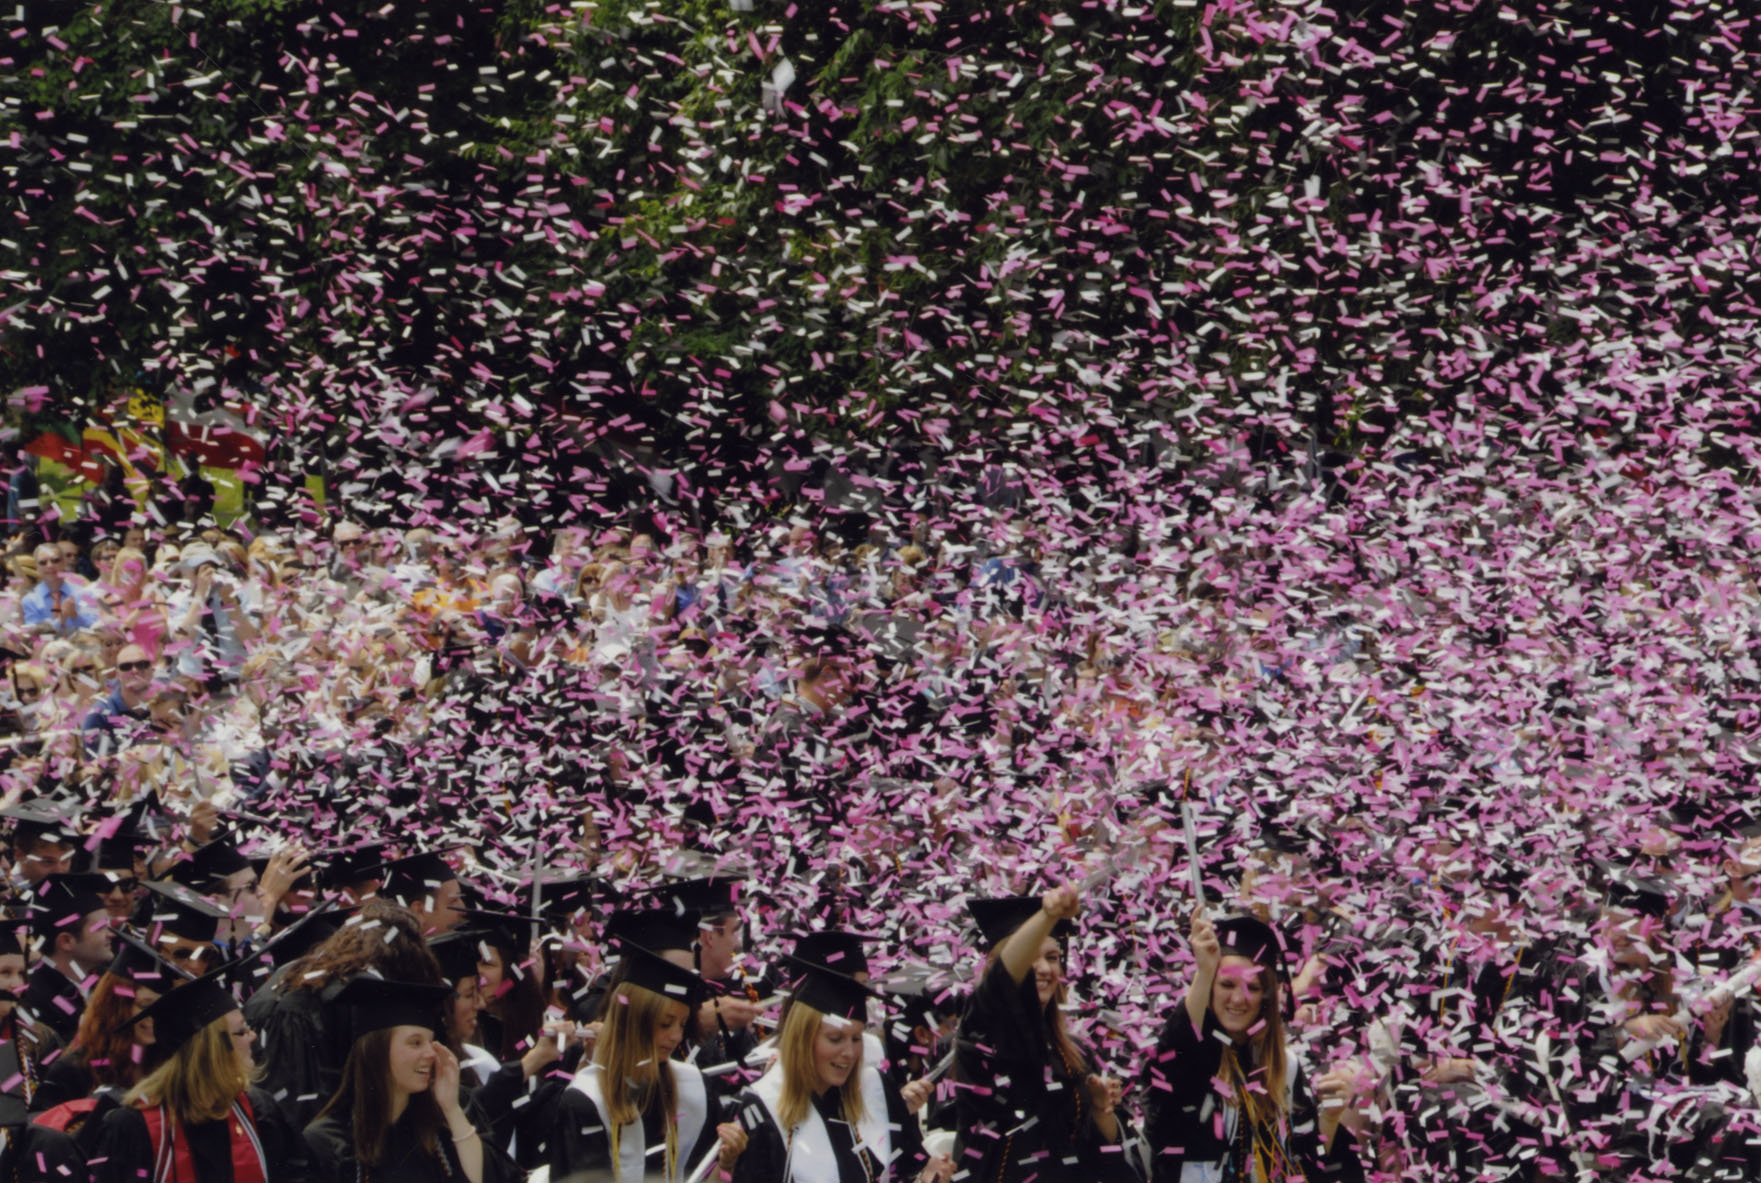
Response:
[546,1085,607,1181]
[252,987,332,1129]
[954,960,1136,1183]
[304,1102,518,1183]
[302,1114,355,1179]
[88,1103,154,1183]
[248,1084,317,1183]
[883,1072,929,1179]
[29,1053,96,1112]
[726,1087,786,1183]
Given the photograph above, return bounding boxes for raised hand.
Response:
[1190,910,1221,977]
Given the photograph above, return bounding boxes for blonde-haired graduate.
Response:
[88,969,312,1183]
[546,944,745,1183]
[729,958,953,1183]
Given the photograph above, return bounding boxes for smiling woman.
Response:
[303,975,517,1183]
[1143,913,1367,1183]
[730,959,950,1183]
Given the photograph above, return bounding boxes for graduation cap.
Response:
[788,929,870,978]
[429,930,490,985]
[106,928,195,989]
[1596,862,1671,919]
[604,907,701,955]
[381,852,459,905]
[0,913,30,960]
[119,970,240,1056]
[135,880,232,944]
[168,839,252,891]
[514,871,598,920]
[92,795,171,871]
[335,974,455,1039]
[614,943,707,1010]
[646,876,743,918]
[1213,914,1291,984]
[457,909,543,955]
[312,843,387,891]
[30,873,110,939]
[781,955,881,1025]
[4,796,82,848]
[968,897,1075,948]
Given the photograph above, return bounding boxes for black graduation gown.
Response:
[730,1075,926,1183]
[27,1050,93,1112]
[21,964,85,1045]
[0,1122,87,1182]
[89,1085,313,1183]
[547,1075,719,1183]
[0,1013,54,1122]
[304,1101,519,1183]
[243,976,352,1128]
[1142,1008,1363,1183]
[954,961,1139,1183]
[1388,940,1566,1182]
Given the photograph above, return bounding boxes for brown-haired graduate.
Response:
[545,944,746,1183]
[951,885,1137,1183]
[728,958,953,1183]
[303,976,518,1183]
[1143,911,1367,1183]
[87,968,312,1183]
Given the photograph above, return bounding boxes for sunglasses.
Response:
[117,660,152,673]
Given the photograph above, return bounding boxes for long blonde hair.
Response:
[774,1002,867,1133]
[595,982,686,1178]
[125,1014,256,1124]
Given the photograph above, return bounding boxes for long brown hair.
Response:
[774,1003,866,1133]
[68,972,168,1089]
[1213,961,1294,1177]
[977,944,1090,1078]
[314,1027,449,1168]
[125,1015,256,1124]
[283,900,440,994]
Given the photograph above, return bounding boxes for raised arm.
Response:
[1184,910,1220,1028]
[998,883,1080,984]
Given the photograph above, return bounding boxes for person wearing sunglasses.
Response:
[80,644,156,756]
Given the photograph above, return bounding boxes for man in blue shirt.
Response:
[19,543,100,634]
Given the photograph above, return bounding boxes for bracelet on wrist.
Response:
[452,1127,479,1144]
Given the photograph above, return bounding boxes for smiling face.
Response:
[131,985,162,1045]
[449,975,484,1045]
[1211,955,1270,1040]
[1031,936,1062,1007]
[388,1025,438,1097]
[813,1015,863,1093]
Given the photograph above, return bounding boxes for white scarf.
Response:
[749,1061,891,1183]
[566,1061,709,1182]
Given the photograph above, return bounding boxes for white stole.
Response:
[566,1061,709,1182]
[750,1062,891,1183]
